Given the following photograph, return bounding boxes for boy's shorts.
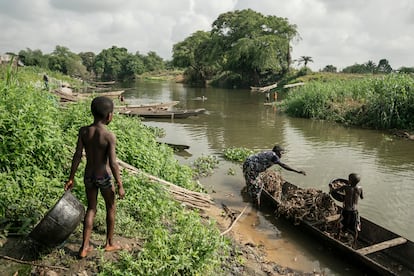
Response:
[84,175,113,190]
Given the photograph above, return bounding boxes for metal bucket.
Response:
[29,191,85,246]
[328,178,348,202]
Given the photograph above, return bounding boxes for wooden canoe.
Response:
[250,82,278,92]
[116,101,179,112]
[90,80,116,85]
[118,108,206,119]
[258,182,414,275]
[92,90,124,98]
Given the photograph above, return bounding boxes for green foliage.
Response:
[223,147,254,163]
[103,175,227,275]
[172,30,217,86]
[18,48,49,68]
[191,155,220,179]
[0,66,230,274]
[48,45,88,78]
[210,9,298,85]
[281,74,414,130]
[321,65,337,73]
[172,9,298,87]
[342,59,393,74]
[142,51,165,72]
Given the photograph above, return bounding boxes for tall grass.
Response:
[281,74,414,130]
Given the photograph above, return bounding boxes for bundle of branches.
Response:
[258,170,338,225]
[257,169,284,200]
[117,159,214,210]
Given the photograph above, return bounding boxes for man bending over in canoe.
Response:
[332,173,364,246]
[65,96,125,258]
[242,145,306,205]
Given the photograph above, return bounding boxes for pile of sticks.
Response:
[258,170,338,225]
[117,159,214,210]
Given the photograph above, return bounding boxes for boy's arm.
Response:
[108,133,125,199]
[359,187,364,199]
[65,129,84,190]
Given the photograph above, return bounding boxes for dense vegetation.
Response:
[172,9,298,87]
[16,46,167,82]
[280,73,414,130]
[0,66,231,274]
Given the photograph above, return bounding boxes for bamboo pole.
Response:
[117,159,214,209]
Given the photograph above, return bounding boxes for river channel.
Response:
[119,79,414,275]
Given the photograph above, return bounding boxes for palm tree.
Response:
[297,56,314,67]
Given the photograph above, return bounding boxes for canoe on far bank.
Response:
[89,80,116,85]
[86,90,125,98]
[254,172,414,276]
[115,101,179,112]
[250,82,278,92]
[118,108,206,119]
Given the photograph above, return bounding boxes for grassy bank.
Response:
[280,73,414,130]
[0,66,230,274]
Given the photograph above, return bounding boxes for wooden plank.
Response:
[283,82,305,88]
[357,237,407,256]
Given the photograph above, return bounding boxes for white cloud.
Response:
[0,0,413,70]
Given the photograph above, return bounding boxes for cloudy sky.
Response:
[1,0,413,70]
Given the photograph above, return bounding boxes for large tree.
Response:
[172,30,216,85]
[210,9,298,86]
[48,45,87,77]
[18,48,48,68]
[142,51,165,72]
[94,46,144,81]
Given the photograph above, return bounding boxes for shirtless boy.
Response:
[65,96,125,258]
[333,173,364,245]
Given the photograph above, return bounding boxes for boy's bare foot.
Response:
[78,246,94,258]
[104,243,123,252]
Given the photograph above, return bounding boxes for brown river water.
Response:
[120,80,414,275]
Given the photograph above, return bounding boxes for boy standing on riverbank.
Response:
[65,96,125,258]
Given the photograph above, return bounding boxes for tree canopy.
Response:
[172,9,299,87]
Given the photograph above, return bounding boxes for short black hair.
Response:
[91,96,114,119]
[272,145,285,153]
[348,173,361,186]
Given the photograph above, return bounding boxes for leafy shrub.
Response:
[223,147,254,163]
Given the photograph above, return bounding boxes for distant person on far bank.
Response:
[43,74,49,90]
[243,145,306,204]
[273,91,278,102]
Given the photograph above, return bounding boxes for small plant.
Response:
[223,147,254,163]
[227,167,236,176]
[192,155,219,178]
